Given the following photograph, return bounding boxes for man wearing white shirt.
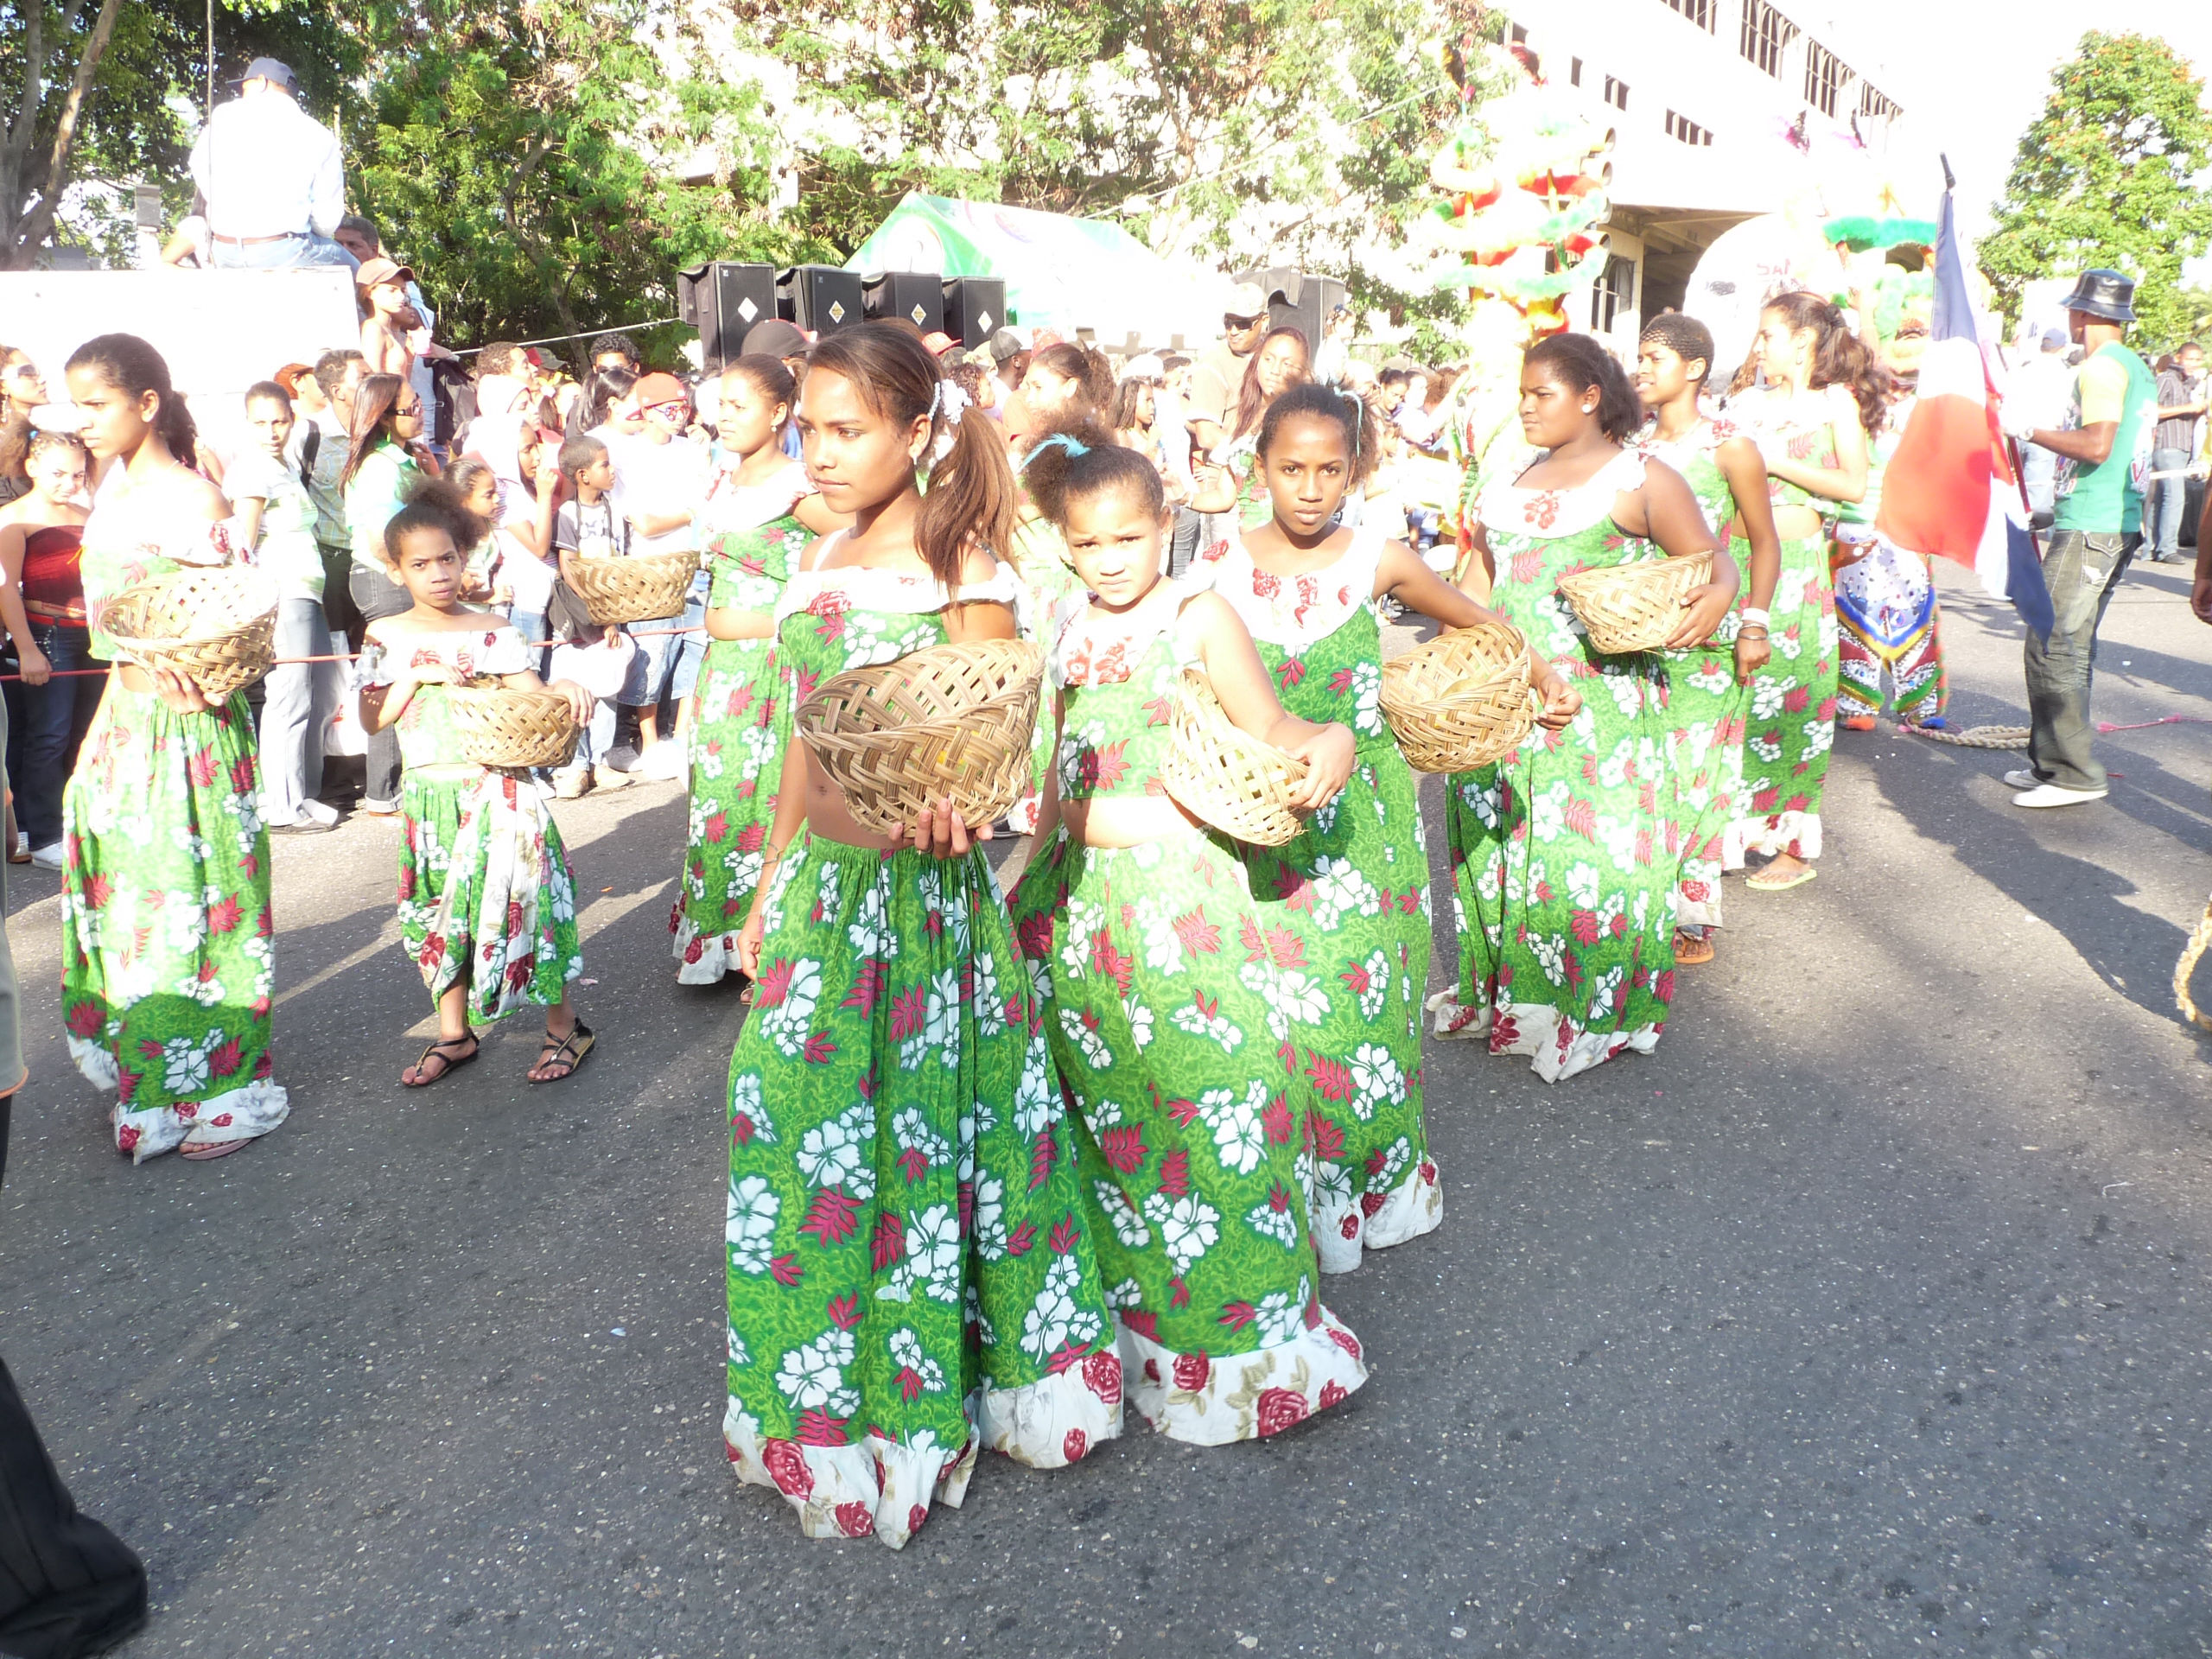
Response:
[189,58,353,270]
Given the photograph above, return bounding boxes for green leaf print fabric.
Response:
[674,512,805,983]
[1438,451,1679,1083]
[1196,532,1442,1271]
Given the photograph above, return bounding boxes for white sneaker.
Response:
[2013,782,2107,809]
[591,764,636,791]
[29,840,63,870]
[639,744,688,781]
[300,798,340,826]
[2001,768,2042,789]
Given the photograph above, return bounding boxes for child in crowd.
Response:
[670,355,840,985]
[546,435,638,798]
[1007,428,1372,1440]
[227,381,341,834]
[359,485,595,1087]
[0,429,87,868]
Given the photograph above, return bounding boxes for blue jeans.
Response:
[209,232,358,270]
[16,623,101,849]
[2023,529,2137,791]
[2149,448,2194,560]
[620,580,709,711]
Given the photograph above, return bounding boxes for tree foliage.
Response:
[1980,31,2212,347]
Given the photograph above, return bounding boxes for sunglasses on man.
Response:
[1224,313,1262,332]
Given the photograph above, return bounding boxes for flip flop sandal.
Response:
[404,1033,480,1088]
[1673,929,1716,965]
[179,1135,251,1160]
[529,1020,595,1085]
[1745,865,1818,893]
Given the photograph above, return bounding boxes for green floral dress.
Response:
[1436,449,1678,1083]
[61,480,288,1162]
[1006,593,1367,1444]
[371,621,582,1021]
[724,550,1120,1548]
[1726,385,1847,867]
[1637,423,1751,932]
[673,467,809,984]
[1197,527,1442,1269]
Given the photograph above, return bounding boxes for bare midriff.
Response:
[1061,792,1206,850]
[1771,503,1827,541]
[706,607,775,642]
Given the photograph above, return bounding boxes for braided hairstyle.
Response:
[1523,333,1642,442]
[1638,313,1718,388]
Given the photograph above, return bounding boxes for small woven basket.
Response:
[567,550,701,625]
[795,639,1042,836]
[1161,671,1311,847]
[101,567,277,702]
[445,679,581,770]
[1381,622,1540,772]
[1556,550,1713,654]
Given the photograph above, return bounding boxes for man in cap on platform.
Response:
[2000,269,2158,809]
[188,57,353,270]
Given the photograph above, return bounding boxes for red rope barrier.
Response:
[0,622,704,683]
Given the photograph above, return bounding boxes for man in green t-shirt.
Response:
[2001,269,2156,807]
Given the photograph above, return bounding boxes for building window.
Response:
[1859,82,1900,121]
[1603,75,1630,111]
[1664,110,1713,147]
[1591,254,1637,334]
[1662,0,1716,29]
[1802,41,1853,117]
[1570,56,1583,87]
[1510,22,1528,43]
[1738,0,1798,78]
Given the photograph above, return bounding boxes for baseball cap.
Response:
[742,318,810,359]
[353,257,413,289]
[1224,282,1268,321]
[2040,327,2068,352]
[921,331,957,356]
[238,56,296,88]
[1123,353,1166,380]
[987,328,1026,365]
[635,372,690,409]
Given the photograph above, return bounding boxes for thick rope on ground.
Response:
[1904,723,2031,749]
[2177,897,2212,1033]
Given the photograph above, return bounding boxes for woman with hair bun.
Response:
[1724,290,1886,890]
[58,334,289,1160]
[721,324,1119,1546]
[1436,333,1737,1083]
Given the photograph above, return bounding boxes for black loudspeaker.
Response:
[677,261,779,369]
[1243,266,1347,353]
[942,277,1008,347]
[779,265,864,335]
[864,271,946,334]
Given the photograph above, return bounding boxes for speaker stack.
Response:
[675,262,778,369]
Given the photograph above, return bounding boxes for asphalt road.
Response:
[4,556,2210,1658]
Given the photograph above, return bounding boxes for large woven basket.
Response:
[102,566,278,702]
[1556,550,1714,655]
[1381,622,1540,772]
[1161,671,1311,848]
[795,639,1042,836]
[445,679,581,770]
[567,550,701,625]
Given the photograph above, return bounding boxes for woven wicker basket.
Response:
[1556,550,1714,654]
[1381,622,1540,772]
[795,639,1043,836]
[445,679,581,770]
[101,566,278,702]
[567,550,701,625]
[1161,671,1312,847]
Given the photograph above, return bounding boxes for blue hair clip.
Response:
[1017,433,1090,473]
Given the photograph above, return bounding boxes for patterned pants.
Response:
[1834,534,1946,724]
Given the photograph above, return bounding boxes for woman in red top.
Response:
[0,430,92,868]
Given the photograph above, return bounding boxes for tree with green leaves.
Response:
[1980,30,2212,348]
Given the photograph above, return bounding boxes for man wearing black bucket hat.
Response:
[2000,269,2157,809]
[187,56,353,270]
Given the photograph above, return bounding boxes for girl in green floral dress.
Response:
[723,326,1121,1547]
[1201,383,1579,1265]
[1723,291,1885,891]
[1007,433,1371,1441]
[60,334,289,1163]
[1435,334,1737,1083]
[672,356,842,985]
[1633,314,1783,967]
[361,491,596,1087]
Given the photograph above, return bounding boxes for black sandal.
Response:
[403,1033,480,1088]
[529,1020,595,1084]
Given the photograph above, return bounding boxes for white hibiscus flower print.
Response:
[888,1327,947,1394]
[1350,1044,1406,1122]
[1103,1276,1145,1310]
[1748,732,1783,764]
[1020,1255,1106,1362]
[161,1033,217,1095]
[727,1325,750,1369]
[1058,1006,1113,1071]
[1012,1043,1058,1136]
[1565,861,1603,910]
[1197,1080,1269,1175]
[1141,1192,1222,1274]
[1308,856,1380,930]
[1529,933,1570,988]
[1122,997,1155,1053]
[1750,677,1787,720]
[971,1173,1008,1258]
[1252,1281,1312,1348]
[891,1106,951,1174]
[1354,949,1390,1021]
[1249,965,1328,1041]
[725,1174,780,1274]
[1244,1195,1300,1250]
[773,1327,859,1414]
[796,1103,877,1198]
[1529,780,1572,842]
[906,1203,963,1305]
[848,883,893,957]
[1094,1181,1152,1249]
[1169,996,1244,1054]
[755,958,823,1058]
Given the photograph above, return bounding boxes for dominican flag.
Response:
[1875,188,2053,636]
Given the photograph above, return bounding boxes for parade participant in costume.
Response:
[1435,333,1735,1082]
[671,355,842,986]
[1633,315,1783,967]
[1724,291,1881,888]
[1007,426,1371,1439]
[723,325,1120,1547]
[359,487,594,1086]
[1203,382,1576,1262]
[59,334,289,1161]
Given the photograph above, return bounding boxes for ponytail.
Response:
[65,332,199,462]
[1020,417,1155,529]
[1759,290,1893,434]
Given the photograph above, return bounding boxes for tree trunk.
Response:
[1,0,125,270]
